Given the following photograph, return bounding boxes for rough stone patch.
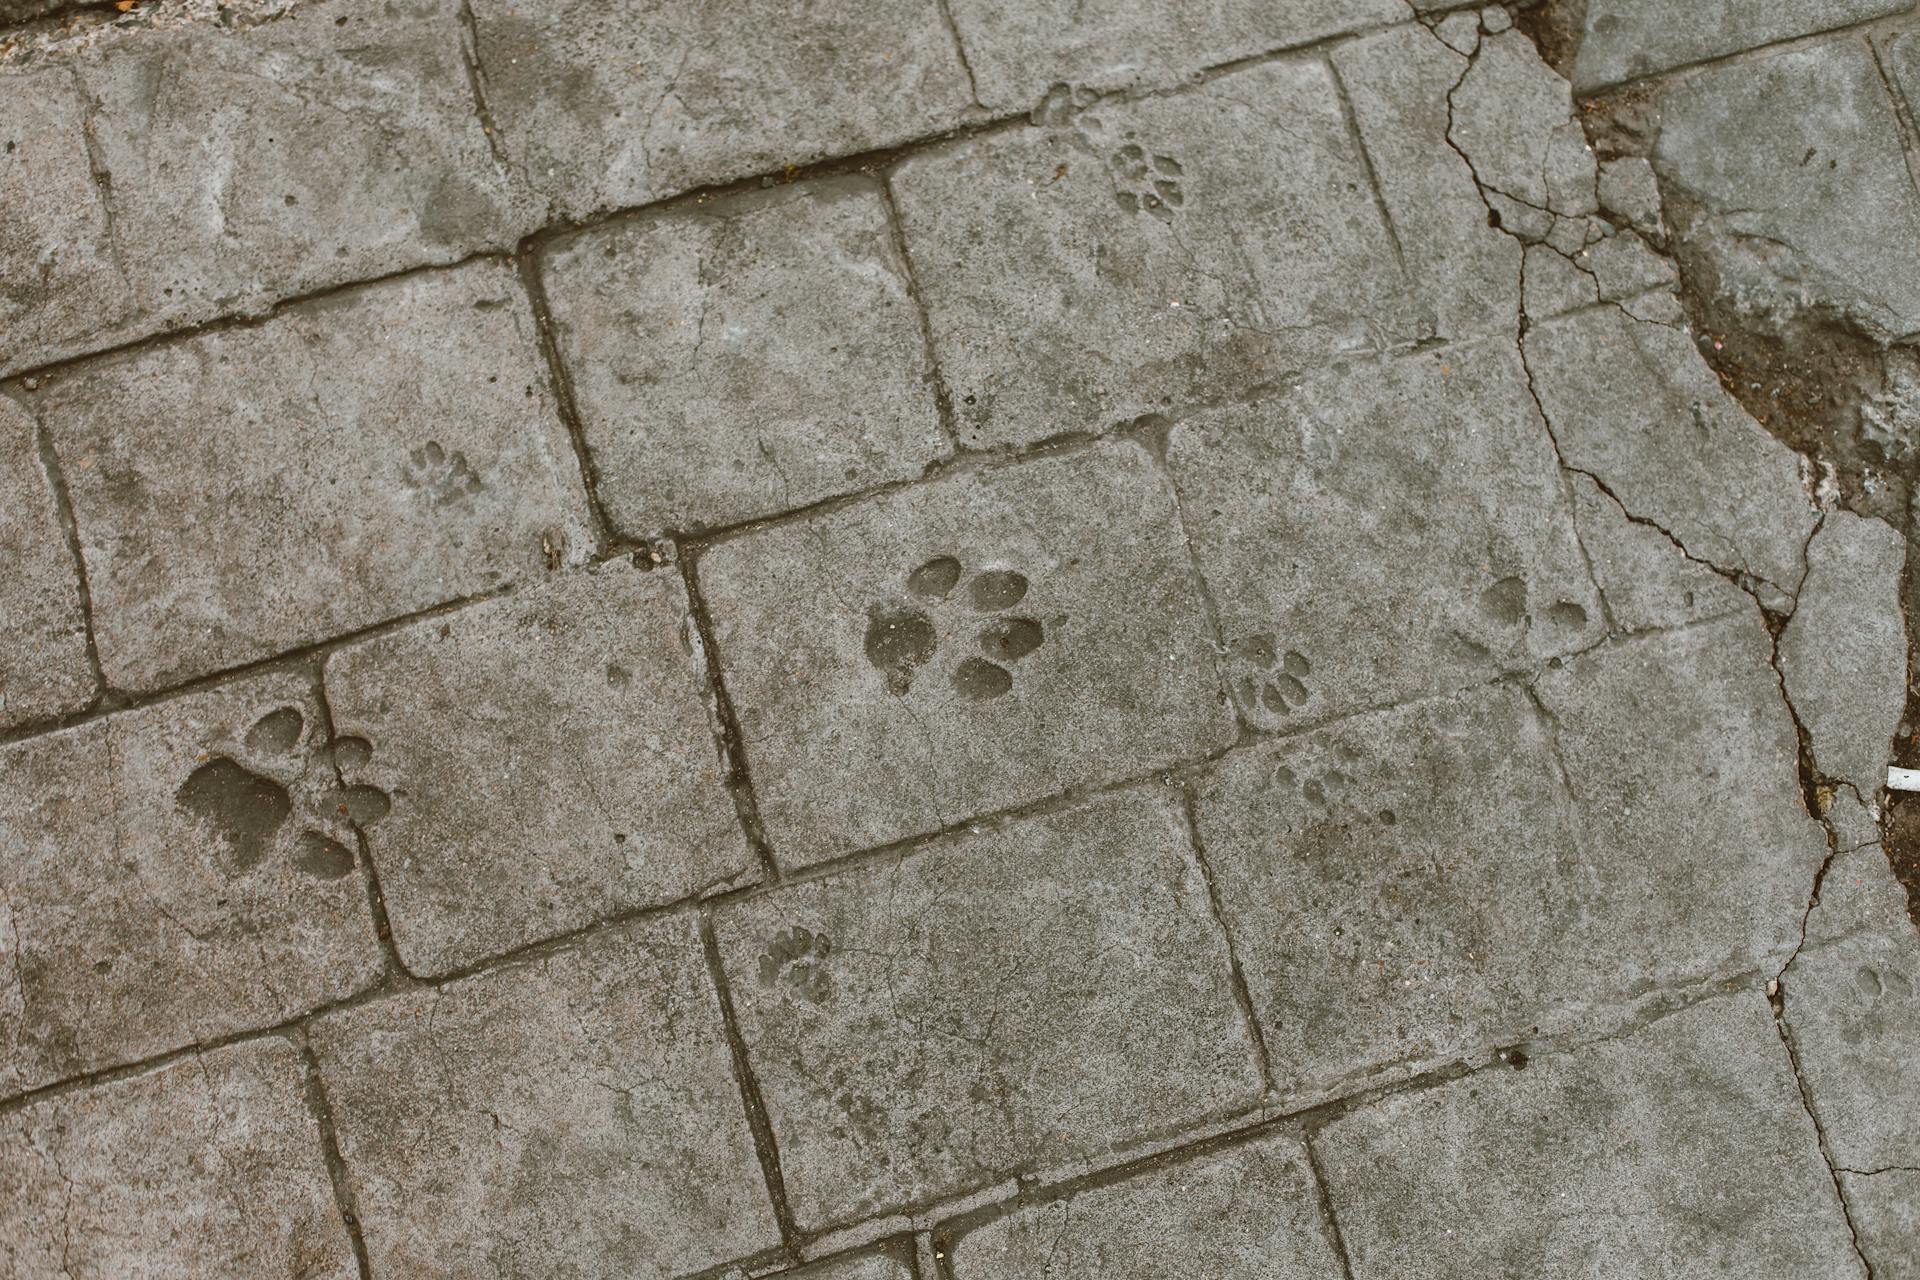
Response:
[1568,0,1908,91]
[942,0,1406,113]
[696,443,1231,867]
[1166,340,1600,731]
[0,398,92,728]
[1564,472,1748,631]
[40,261,593,692]
[0,670,384,1098]
[1317,995,1866,1278]
[1524,305,1818,607]
[0,1039,354,1279]
[944,1130,1343,1278]
[324,560,753,977]
[541,177,946,536]
[891,60,1412,448]
[1843,1169,1920,1278]
[467,0,973,223]
[311,915,778,1279]
[711,789,1264,1230]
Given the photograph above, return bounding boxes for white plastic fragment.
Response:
[1886,766,1920,792]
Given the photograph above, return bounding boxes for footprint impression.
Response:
[863,555,1046,702]
[1230,632,1314,720]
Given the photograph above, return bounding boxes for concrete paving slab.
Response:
[39,260,593,692]
[541,177,946,536]
[1844,1169,1920,1279]
[1569,0,1908,90]
[0,398,92,728]
[311,914,778,1279]
[0,670,383,1097]
[711,788,1264,1231]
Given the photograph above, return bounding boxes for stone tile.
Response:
[0,670,384,1097]
[0,1038,354,1279]
[945,1130,1343,1278]
[41,260,593,692]
[1525,305,1817,608]
[311,915,778,1279]
[1780,512,1907,797]
[1653,40,1920,341]
[70,0,528,336]
[1453,31,1594,221]
[1317,994,1866,1278]
[0,398,92,728]
[1569,0,1907,90]
[325,560,754,976]
[1331,24,1519,345]
[944,0,1406,113]
[891,60,1413,448]
[468,0,973,223]
[697,442,1231,866]
[711,789,1264,1230]
[541,177,946,536]
[0,64,135,378]
[1564,472,1748,632]
[1844,1169,1920,1279]
[1166,340,1601,732]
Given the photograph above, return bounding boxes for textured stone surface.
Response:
[1845,1169,1920,1279]
[41,261,593,692]
[697,443,1231,866]
[1569,0,1908,90]
[0,398,92,728]
[468,0,973,222]
[312,915,778,1279]
[324,560,752,977]
[541,177,945,536]
[1565,472,1749,631]
[778,1252,915,1280]
[945,1131,1344,1278]
[0,1038,354,1279]
[892,60,1412,448]
[1167,340,1601,731]
[1317,995,1866,1278]
[0,670,383,1097]
[712,789,1263,1230]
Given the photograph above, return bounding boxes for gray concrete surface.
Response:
[3,1,1919,1277]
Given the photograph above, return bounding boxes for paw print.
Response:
[1230,633,1313,721]
[400,441,484,508]
[862,556,1047,702]
[1108,142,1185,220]
[1477,575,1589,633]
[757,926,833,1003]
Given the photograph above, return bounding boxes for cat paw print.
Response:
[757,926,833,1004]
[1108,142,1185,220]
[1477,576,1589,634]
[1230,633,1313,722]
[175,704,391,882]
[863,556,1047,702]
[400,441,484,508]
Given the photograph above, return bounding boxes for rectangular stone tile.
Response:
[696,442,1233,866]
[945,1130,1343,1278]
[41,260,593,692]
[0,1038,354,1279]
[1166,340,1601,732]
[0,670,384,1097]
[1318,995,1865,1277]
[311,914,778,1279]
[540,177,946,536]
[468,0,973,223]
[1568,0,1907,90]
[0,398,92,727]
[1844,1169,1920,1280]
[891,59,1413,448]
[944,0,1406,113]
[711,789,1264,1231]
[325,560,754,976]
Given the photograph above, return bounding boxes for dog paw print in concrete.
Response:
[1109,142,1185,219]
[757,925,833,1003]
[400,440,484,508]
[863,556,1047,701]
[1230,632,1313,719]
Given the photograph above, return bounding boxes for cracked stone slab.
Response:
[324,559,753,977]
[1524,304,1817,607]
[696,442,1232,867]
[0,669,384,1098]
[1317,994,1866,1278]
[311,914,778,1279]
[1565,472,1748,631]
[0,1038,354,1279]
[1652,39,1920,341]
[0,398,92,728]
[1166,339,1601,732]
[891,59,1414,449]
[943,1129,1341,1278]
[711,788,1264,1230]
[1567,0,1908,91]
[467,0,973,223]
[1780,512,1907,798]
[942,0,1406,113]
[39,260,593,693]
[1843,1169,1920,1278]
[1452,29,1594,221]
[540,176,946,536]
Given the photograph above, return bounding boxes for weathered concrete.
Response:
[0,398,91,728]
[1568,0,1908,91]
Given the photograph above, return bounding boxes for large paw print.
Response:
[863,556,1047,702]
[1109,142,1185,220]
[400,441,484,508]
[757,925,833,1003]
[1231,632,1313,720]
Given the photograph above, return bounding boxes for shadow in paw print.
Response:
[758,925,832,1003]
[865,557,1048,701]
[1232,633,1312,717]
[176,757,292,875]
[865,605,938,695]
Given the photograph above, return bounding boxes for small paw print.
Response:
[1109,142,1185,220]
[758,926,833,1003]
[400,441,484,507]
[863,556,1047,701]
[1231,633,1312,719]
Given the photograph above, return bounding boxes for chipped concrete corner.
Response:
[3,0,1919,1276]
